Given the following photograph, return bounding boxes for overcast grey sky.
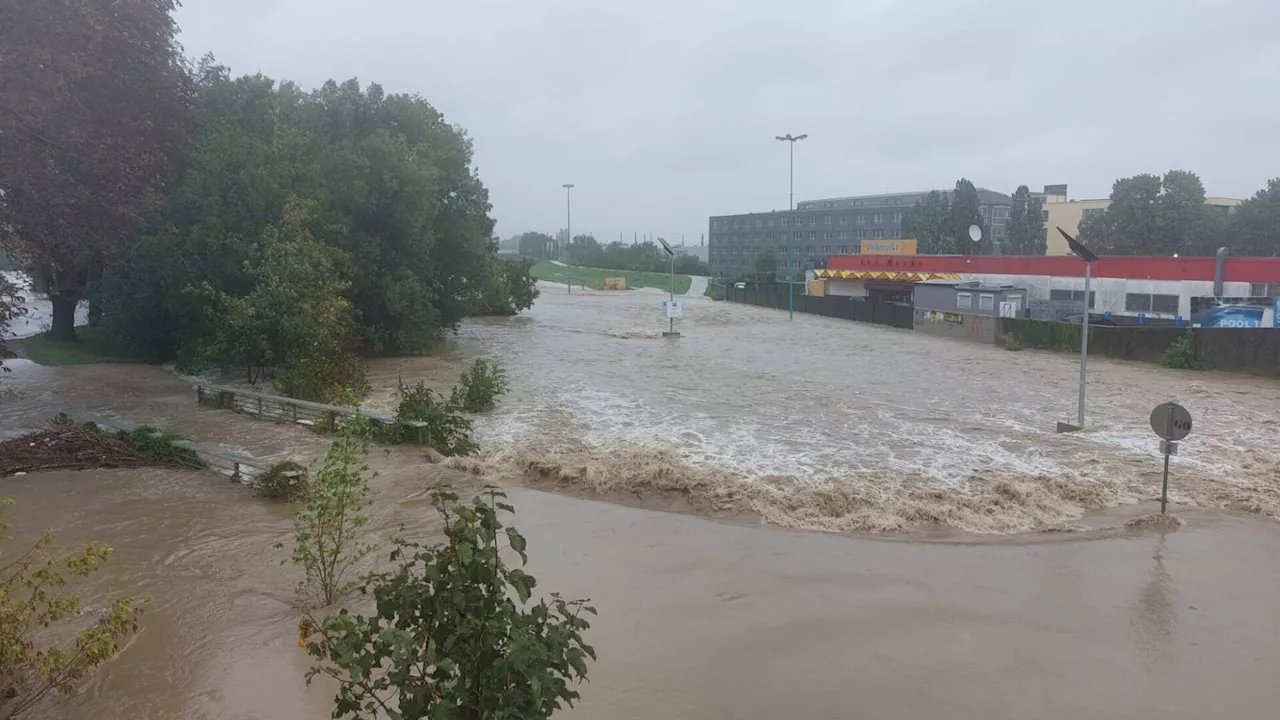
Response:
[176,0,1279,243]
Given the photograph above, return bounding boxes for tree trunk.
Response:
[48,296,79,342]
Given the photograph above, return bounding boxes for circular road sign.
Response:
[1150,402,1193,441]
[968,224,982,243]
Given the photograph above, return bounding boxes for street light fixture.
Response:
[775,133,807,320]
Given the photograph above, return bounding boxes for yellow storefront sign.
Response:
[859,239,917,255]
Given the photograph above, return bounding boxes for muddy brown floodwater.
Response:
[3,285,1280,718]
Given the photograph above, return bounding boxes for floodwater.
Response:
[3,286,1280,718]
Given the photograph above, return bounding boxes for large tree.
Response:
[754,248,778,276]
[903,190,953,254]
[1078,170,1223,255]
[1004,185,1046,255]
[948,179,987,255]
[1229,178,1280,257]
[0,0,192,340]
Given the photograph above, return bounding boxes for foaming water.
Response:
[436,290,1280,534]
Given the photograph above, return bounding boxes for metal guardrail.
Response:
[193,384,429,444]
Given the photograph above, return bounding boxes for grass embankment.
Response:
[532,262,692,295]
[17,326,141,366]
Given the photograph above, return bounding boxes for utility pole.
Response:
[562,183,574,260]
[776,133,808,320]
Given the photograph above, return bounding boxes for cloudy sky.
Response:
[176,0,1279,243]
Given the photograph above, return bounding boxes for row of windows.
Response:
[712,228,902,244]
[1048,289,1096,309]
[1126,293,1180,314]
[712,245,854,256]
[956,292,997,312]
[712,213,905,231]
[798,196,915,210]
[712,258,809,268]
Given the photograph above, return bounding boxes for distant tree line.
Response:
[522,233,710,276]
[0,1,537,403]
[902,179,1045,256]
[1078,171,1280,257]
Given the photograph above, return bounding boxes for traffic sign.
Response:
[1150,402,1192,441]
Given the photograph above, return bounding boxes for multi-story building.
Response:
[1034,184,1243,255]
[708,188,1014,276]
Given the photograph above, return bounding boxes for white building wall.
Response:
[826,279,868,297]
[959,273,1252,319]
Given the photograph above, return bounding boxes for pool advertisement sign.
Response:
[1190,296,1279,328]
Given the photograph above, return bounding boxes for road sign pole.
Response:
[1161,447,1172,514]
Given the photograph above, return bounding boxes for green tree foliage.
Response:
[395,382,478,456]
[0,499,142,719]
[1078,171,1224,255]
[299,487,596,720]
[562,234,602,264]
[0,275,23,375]
[94,65,531,390]
[754,248,779,276]
[902,190,953,254]
[287,419,377,607]
[452,359,509,413]
[256,460,310,502]
[1227,178,1280,257]
[470,257,540,317]
[1159,330,1212,371]
[949,179,986,255]
[1004,185,1046,255]
[519,232,558,259]
[187,199,363,394]
[0,0,192,341]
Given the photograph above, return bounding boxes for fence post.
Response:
[257,396,263,417]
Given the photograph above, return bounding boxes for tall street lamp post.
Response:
[1057,227,1099,432]
[562,183,574,262]
[775,133,807,320]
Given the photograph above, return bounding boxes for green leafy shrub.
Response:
[1,499,143,719]
[256,460,309,501]
[118,426,204,468]
[286,418,376,607]
[395,381,478,456]
[299,487,596,720]
[452,359,508,413]
[1159,330,1212,371]
[275,351,371,406]
[1010,319,1086,352]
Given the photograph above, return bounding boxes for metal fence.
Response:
[722,284,914,329]
[194,384,429,444]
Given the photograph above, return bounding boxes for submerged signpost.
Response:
[1150,402,1193,514]
[657,237,681,338]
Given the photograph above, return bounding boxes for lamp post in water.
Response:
[1057,227,1099,431]
[561,183,574,261]
[776,133,807,320]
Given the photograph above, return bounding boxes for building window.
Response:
[1041,210,1050,222]
[839,215,849,225]
[957,293,972,309]
[778,245,786,254]
[979,294,995,311]
[793,246,802,255]
[755,219,763,228]
[793,231,802,240]
[837,231,848,240]
[793,260,800,268]
[838,246,848,254]
[1125,293,1151,312]
[822,245,831,253]
[823,232,832,240]
[856,214,866,225]
[808,216,817,226]
[1152,294,1180,314]
[873,229,884,238]
[824,216,833,225]
[807,231,816,240]
[1250,283,1276,296]
[873,213,884,223]
[806,246,816,254]
[782,217,790,227]
[856,229,866,239]
[893,212,903,223]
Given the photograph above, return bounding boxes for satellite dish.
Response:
[968,224,982,243]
